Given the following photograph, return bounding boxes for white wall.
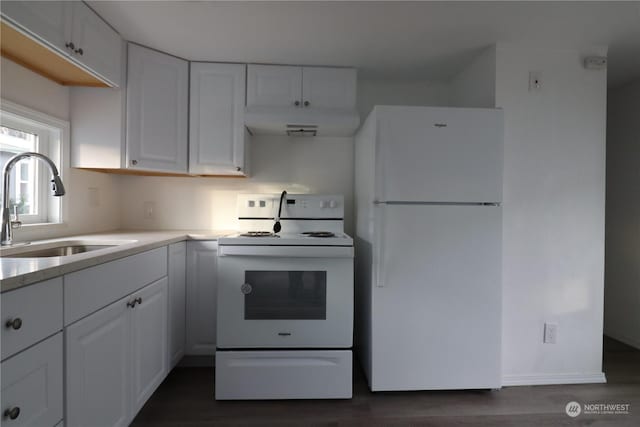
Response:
[1,58,121,241]
[604,78,640,349]
[357,78,450,119]
[495,44,607,384]
[118,135,356,233]
[449,46,496,108]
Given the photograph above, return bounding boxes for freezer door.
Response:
[376,107,503,203]
[370,204,502,390]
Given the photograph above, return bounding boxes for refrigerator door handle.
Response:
[374,204,386,287]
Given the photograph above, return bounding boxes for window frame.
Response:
[0,99,69,227]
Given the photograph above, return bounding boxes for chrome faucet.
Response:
[1,152,65,246]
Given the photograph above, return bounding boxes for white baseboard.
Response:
[604,331,640,350]
[502,372,606,386]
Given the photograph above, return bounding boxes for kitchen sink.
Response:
[0,239,137,258]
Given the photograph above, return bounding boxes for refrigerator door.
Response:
[370,203,502,391]
[376,107,503,203]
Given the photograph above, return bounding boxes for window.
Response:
[0,101,68,225]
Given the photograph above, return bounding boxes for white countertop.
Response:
[0,230,233,293]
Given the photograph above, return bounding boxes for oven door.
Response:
[217,245,354,349]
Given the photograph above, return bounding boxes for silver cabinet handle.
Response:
[136,297,142,305]
[131,160,138,166]
[304,101,310,107]
[74,48,83,56]
[4,407,20,420]
[294,100,300,106]
[65,42,75,50]
[5,318,22,330]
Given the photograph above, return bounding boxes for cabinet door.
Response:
[1,1,72,54]
[186,241,218,355]
[302,67,357,109]
[168,242,186,368]
[130,278,168,414]
[1,333,63,427]
[126,43,188,173]
[66,297,131,427]
[247,64,302,108]
[70,1,122,86]
[190,62,247,175]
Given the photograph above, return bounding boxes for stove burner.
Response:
[241,231,279,237]
[302,231,336,238]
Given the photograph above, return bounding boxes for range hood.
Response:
[244,106,360,137]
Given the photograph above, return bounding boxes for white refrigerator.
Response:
[354,106,503,391]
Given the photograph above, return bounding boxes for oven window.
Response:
[244,271,327,320]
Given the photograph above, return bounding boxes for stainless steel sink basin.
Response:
[6,245,116,258]
[0,239,137,258]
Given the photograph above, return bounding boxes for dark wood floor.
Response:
[132,337,640,426]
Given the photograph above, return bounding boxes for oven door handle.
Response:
[218,245,354,258]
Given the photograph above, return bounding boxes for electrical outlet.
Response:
[529,71,542,92]
[544,323,558,344]
[143,201,156,220]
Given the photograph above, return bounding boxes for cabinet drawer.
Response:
[215,350,352,400]
[65,247,168,325]
[1,278,63,361]
[1,333,63,427]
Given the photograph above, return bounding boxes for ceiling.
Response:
[89,1,640,88]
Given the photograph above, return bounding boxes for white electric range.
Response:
[215,193,354,400]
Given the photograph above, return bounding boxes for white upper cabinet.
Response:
[190,62,248,176]
[247,64,302,108]
[126,43,189,173]
[302,67,357,109]
[70,1,122,87]
[1,1,71,53]
[1,1,122,87]
[247,64,357,110]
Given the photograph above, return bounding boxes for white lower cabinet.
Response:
[168,242,186,368]
[186,241,218,355]
[1,333,63,427]
[130,279,168,414]
[65,292,131,427]
[66,277,168,427]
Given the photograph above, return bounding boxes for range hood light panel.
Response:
[286,124,318,137]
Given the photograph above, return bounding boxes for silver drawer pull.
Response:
[5,318,22,330]
[4,407,20,420]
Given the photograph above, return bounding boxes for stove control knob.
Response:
[241,283,253,294]
[329,200,338,208]
[320,200,328,208]
[247,200,255,207]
